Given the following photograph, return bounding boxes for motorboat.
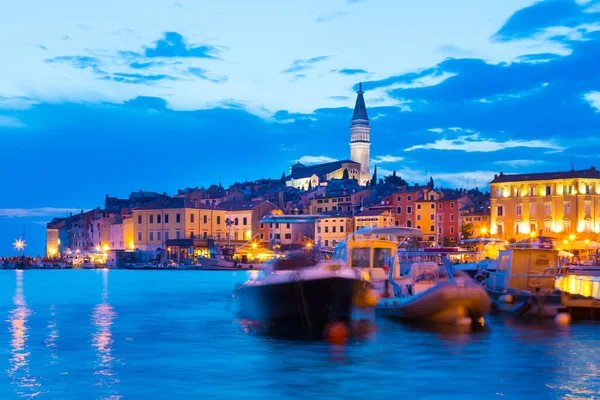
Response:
[232,249,369,338]
[483,247,600,320]
[199,256,257,270]
[335,227,491,325]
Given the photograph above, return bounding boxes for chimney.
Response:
[494,174,498,180]
[591,166,596,171]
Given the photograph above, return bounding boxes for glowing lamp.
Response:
[569,234,576,241]
[102,244,110,252]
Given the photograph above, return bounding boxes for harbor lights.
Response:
[14,238,26,254]
[252,242,258,250]
[569,234,576,251]
[305,241,313,249]
[102,244,110,253]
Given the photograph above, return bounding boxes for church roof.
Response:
[286,160,359,180]
[351,82,369,125]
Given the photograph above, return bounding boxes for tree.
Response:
[280,172,286,185]
[461,223,474,240]
[308,180,312,190]
[384,170,408,186]
[342,168,349,180]
[370,165,378,186]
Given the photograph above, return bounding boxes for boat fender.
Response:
[499,294,514,304]
[510,301,531,317]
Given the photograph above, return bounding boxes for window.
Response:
[275,234,280,239]
[190,214,195,223]
[430,195,435,200]
[564,220,572,232]
[497,206,504,217]
[217,216,221,224]
[149,232,154,241]
[165,231,169,240]
[234,218,239,226]
[497,224,503,235]
[438,203,442,210]
[417,204,422,210]
[516,205,522,216]
[203,232,208,239]
[431,204,435,209]
[176,230,181,239]
[317,226,321,234]
[269,233,273,239]
[450,214,455,222]
[332,226,336,233]
[585,184,591,194]
[157,215,161,224]
[585,219,592,232]
[286,223,290,229]
[495,188,502,197]
[190,231,195,238]
[546,186,552,196]
[260,233,264,239]
[438,226,442,234]
[544,221,551,234]
[530,203,537,215]
[137,231,142,241]
[176,214,181,223]
[529,186,535,196]
[437,214,443,222]
[165,214,169,223]
[284,233,292,240]
[564,202,571,214]
[513,187,519,197]
[430,225,435,232]
[530,224,536,235]
[407,195,412,201]
[450,226,454,234]
[340,226,344,233]
[407,221,412,227]
[450,203,455,209]
[325,226,329,233]
[585,202,591,214]
[157,231,162,241]
[417,215,421,221]
[430,214,434,220]
[243,217,248,225]
[417,225,421,230]
[202,215,207,224]
[515,224,520,235]
[396,196,401,201]
[407,206,412,214]
[149,215,154,224]
[138,215,142,224]
[396,206,402,214]
[544,203,551,215]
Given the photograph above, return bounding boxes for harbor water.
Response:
[1,270,599,399]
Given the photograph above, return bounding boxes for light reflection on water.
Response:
[6,270,42,398]
[0,270,598,399]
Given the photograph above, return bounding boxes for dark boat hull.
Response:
[234,277,358,337]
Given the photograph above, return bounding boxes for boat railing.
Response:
[485,270,560,293]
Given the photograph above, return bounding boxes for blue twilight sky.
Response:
[1,0,600,255]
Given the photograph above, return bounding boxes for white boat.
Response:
[199,256,257,270]
[334,227,491,325]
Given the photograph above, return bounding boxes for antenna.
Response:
[571,156,575,171]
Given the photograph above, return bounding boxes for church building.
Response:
[286,84,372,190]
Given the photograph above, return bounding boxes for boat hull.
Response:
[486,288,564,317]
[234,275,358,337]
[376,280,491,324]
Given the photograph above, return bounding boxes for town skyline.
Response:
[2,0,600,255]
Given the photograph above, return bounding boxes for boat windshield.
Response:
[351,247,370,268]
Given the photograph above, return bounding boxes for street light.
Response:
[14,238,26,253]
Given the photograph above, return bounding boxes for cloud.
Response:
[0,116,24,128]
[432,170,497,189]
[428,128,443,133]
[328,96,349,101]
[35,45,48,51]
[188,67,228,83]
[173,2,185,8]
[493,159,545,168]
[0,96,39,110]
[123,96,169,110]
[144,32,220,59]
[517,52,563,63]
[281,56,329,74]
[297,155,337,164]
[585,91,600,110]
[437,44,472,56]
[129,61,164,69]
[44,55,102,70]
[493,0,600,42]
[101,72,177,84]
[405,133,565,153]
[336,68,369,75]
[0,207,80,218]
[316,11,349,23]
[60,35,70,40]
[371,155,405,164]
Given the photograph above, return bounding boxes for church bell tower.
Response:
[350,82,371,175]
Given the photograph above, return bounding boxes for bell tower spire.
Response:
[350,82,371,179]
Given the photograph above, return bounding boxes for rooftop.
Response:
[287,159,359,180]
[491,167,600,183]
[355,209,390,217]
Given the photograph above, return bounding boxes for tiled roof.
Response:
[351,83,369,124]
[216,200,267,211]
[287,160,359,180]
[318,210,353,218]
[355,209,389,217]
[491,167,600,183]
[136,197,196,210]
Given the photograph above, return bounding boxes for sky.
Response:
[1,0,600,255]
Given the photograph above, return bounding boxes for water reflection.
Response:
[7,270,42,398]
[45,304,59,365]
[91,269,120,399]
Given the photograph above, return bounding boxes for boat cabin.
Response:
[485,248,560,293]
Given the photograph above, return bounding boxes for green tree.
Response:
[342,168,349,180]
[461,223,474,240]
[370,165,378,186]
[384,170,408,186]
[280,172,286,185]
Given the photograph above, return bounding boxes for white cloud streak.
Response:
[405,133,565,153]
[297,155,337,164]
[0,116,25,128]
[371,155,404,164]
[0,207,80,218]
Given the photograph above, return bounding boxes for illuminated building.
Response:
[354,209,392,230]
[490,167,600,240]
[315,211,354,249]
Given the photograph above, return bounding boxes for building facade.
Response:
[490,167,600,240]
[315,211,354,249]
[354,209,392,230]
